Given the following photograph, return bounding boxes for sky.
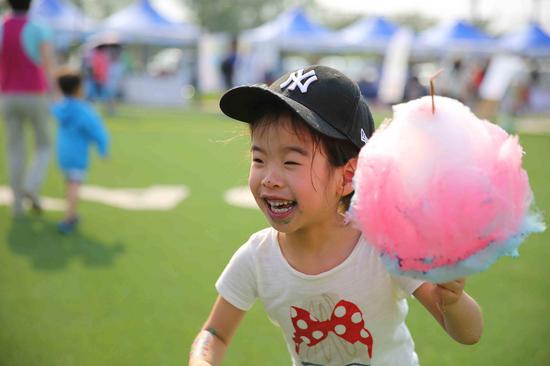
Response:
[315,0,550,33]
[155,0,550,34]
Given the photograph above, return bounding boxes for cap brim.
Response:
[219,85,348,141]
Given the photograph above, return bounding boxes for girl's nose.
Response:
[262,175,280,189]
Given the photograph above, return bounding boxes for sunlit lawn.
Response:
[0,104,549,365]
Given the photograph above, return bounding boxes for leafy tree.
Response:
[68,0,133,19]
[22,0,323,35]
[182,0,299,34]
[390,13,438,33]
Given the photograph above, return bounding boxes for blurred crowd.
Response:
[3,0,550,223]
[82,43,125,115]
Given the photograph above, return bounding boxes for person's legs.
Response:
[64,180,80,221]
[2,97,27,215]
[90,80,102,102]
[58,171,84,234]
[24,96,50,209]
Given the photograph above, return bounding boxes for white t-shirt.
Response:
[216,228,424,366]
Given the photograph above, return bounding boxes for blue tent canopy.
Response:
[242,7,335,52]
[30,0,95,32]
[499,23,550,57]
[29,0,94,49]
[100,0,199,46]
[415,20,495,54]
[337,16,399,51]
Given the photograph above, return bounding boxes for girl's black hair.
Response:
[250,102,359,212]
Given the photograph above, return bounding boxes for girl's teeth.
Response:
[269,200,293,207]
[267,200,295,213]
[271,205,292,213]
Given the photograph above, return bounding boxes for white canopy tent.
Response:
[87,0,201,106]
[414,20,496,56]
[335,16,401,53]
[237,7,337,84]
[498,23,550,57]
[241,7,335,53]
[98,0,199,46]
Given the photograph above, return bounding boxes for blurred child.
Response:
[189,65,483,366]
[52,69,109,234]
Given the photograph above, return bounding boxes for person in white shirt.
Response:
[189,65,483,366]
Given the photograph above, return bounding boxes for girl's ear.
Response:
[341,157,357,197]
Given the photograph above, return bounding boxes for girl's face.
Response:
[248,115,344,235]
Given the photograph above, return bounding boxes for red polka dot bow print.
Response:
[290,299,373,357]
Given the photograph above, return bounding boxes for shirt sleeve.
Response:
[215,241,258,311]
[391,274,424,299]
[82,105,109,158]
[22,22,53,65]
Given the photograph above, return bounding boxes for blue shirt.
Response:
[52,97,109,171]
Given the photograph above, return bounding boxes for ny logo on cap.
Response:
[280,69,318,93]
[360,128,369,144]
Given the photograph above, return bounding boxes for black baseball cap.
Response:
[219,65,375,149]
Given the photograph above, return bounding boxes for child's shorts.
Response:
[63,169,87,183]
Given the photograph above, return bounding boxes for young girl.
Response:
[189,65,483,366]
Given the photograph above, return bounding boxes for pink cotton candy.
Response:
[351,96,542,281]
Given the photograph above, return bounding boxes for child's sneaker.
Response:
[58,216,79,234]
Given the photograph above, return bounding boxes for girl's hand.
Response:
[415,279,483,344]
[434,279,465,309]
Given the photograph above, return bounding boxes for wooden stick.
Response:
[430,69,444,115]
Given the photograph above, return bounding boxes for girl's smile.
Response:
[263,197,297,220]
[248,114,343,235]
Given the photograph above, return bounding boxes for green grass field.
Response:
[1,105,549,366]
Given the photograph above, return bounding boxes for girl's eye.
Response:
[253,158,263,164]
[285,161,299,166]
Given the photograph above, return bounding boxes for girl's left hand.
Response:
[434,279,465,309]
